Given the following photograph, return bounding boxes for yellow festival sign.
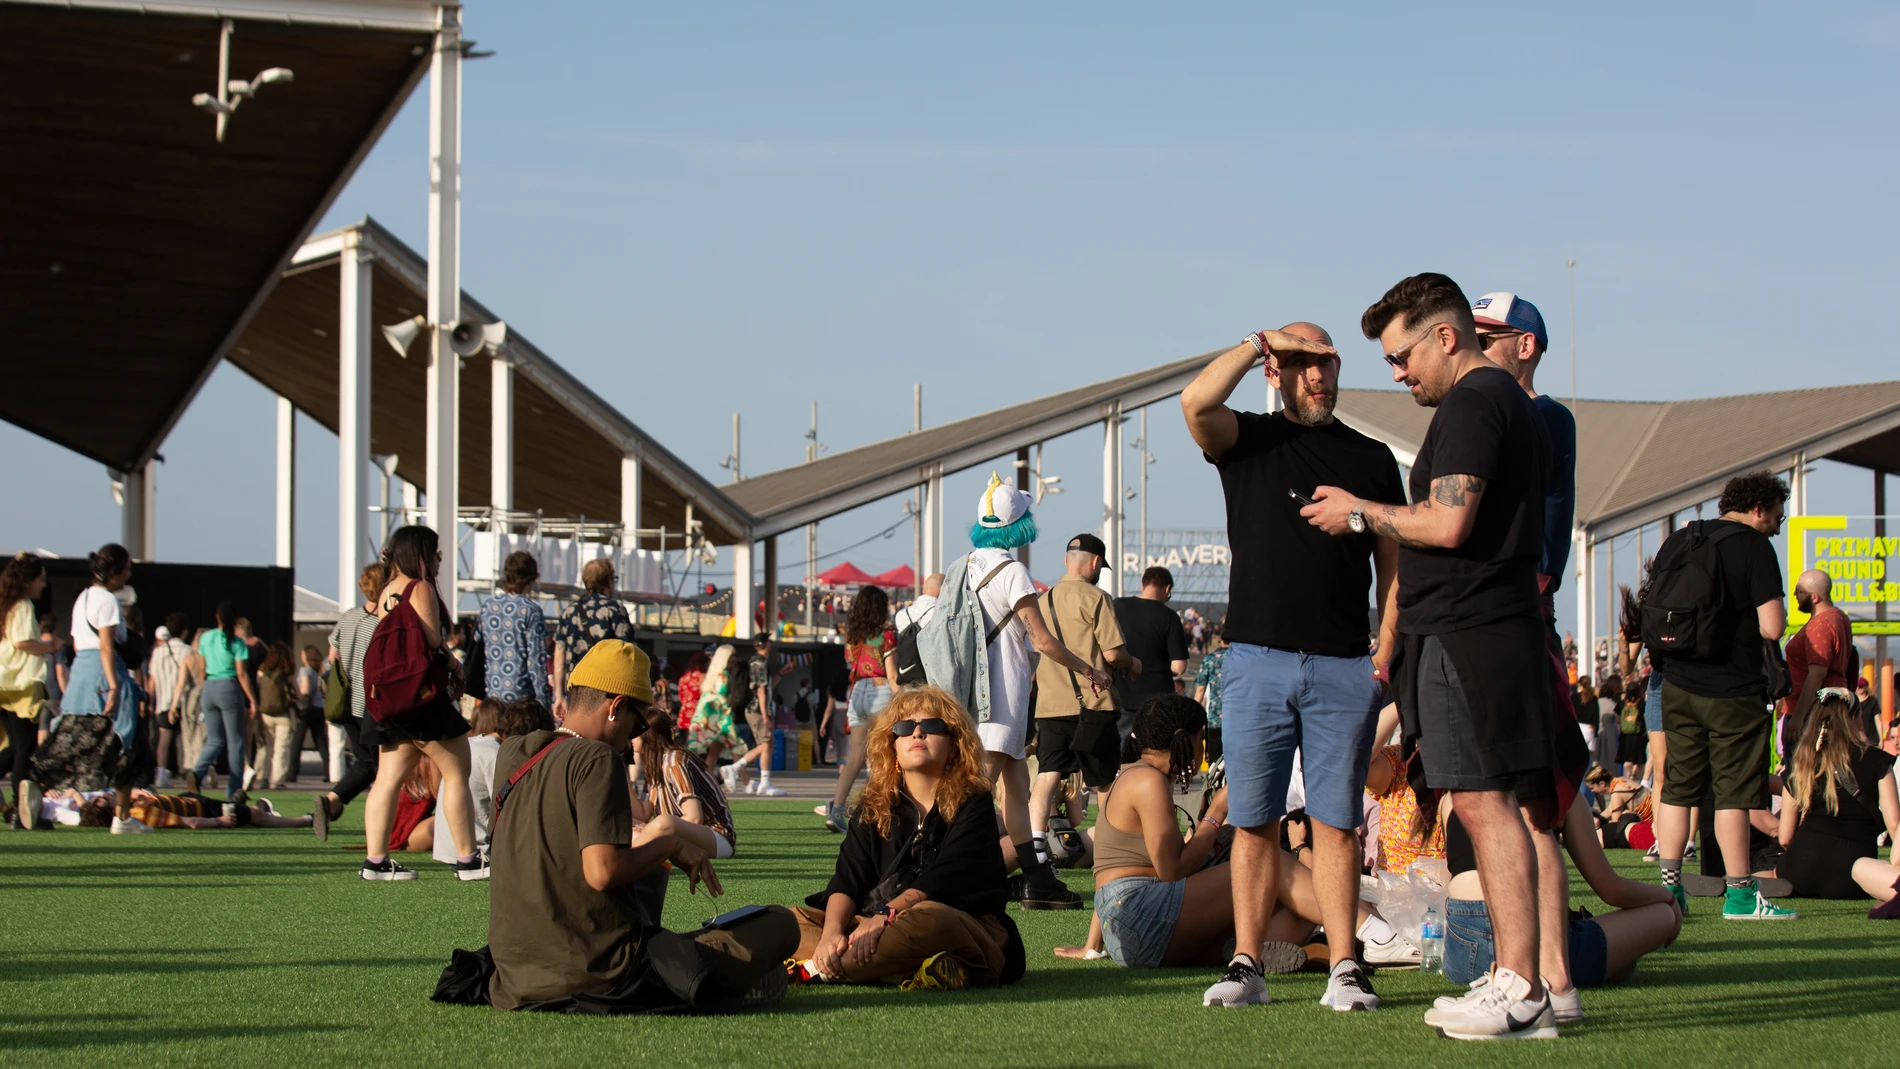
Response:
[1785,515,1899,636]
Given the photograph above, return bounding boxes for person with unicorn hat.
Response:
[958,472,1112,910]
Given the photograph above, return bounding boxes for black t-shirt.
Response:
[1399,366,1548,634]
[813,789,1009,918]
[1794,745,1895,845]
[1653,519,1783,700]
[1112,596,1187,707]
[1208,411,1406,657]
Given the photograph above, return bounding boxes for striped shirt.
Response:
[147,639,191,712]
[650,749,735,846]
[330,607,380,720]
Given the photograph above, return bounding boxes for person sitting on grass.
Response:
[454,639,797,1014]
[387,754,438,855]
[1778,688,1900,917]
[632,705,738,860]
[434,698,505,869]
[792,685,1025,990]
[1052,694,1407,982]
[1437,792,1682,1000]
[125,788,314,830]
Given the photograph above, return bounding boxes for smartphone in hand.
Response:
[1287,489,1316,507]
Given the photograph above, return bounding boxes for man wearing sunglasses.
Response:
[1303,272,1558,1040]
[1182,321,1405,1013]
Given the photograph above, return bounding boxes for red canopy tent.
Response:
[815,561,877,586]
[871,564,915,588]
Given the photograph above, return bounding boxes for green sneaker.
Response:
[1722,881,1799,921]
[1667,881,1689,915]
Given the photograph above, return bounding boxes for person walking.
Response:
[730,633,789,797]
[359,525,485,881]
[1645,473,1798,921]
[147,614,192,785]
[959,474,1110,911]
[1304,273,1560,1038]
[1028,534,1136,877]
[1112,566,1188,742]
[252,642,297,790]
[1182,319,1403,1012]
[1782,569,1852,759]
[479,551,552,707]
[311,563,386,839]
[822,593,898,828]
[287,645,328,782]
[48,545,156,833]
[1,554,57,825]
[1192,627,1228,763]
[551,557,635,721]
[186,602,258,802]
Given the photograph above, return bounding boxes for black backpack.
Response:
[1640,520,1748,663]
[893,620,927,685]
[727,650,754,714]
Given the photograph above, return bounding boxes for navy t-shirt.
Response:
[1533,394,1576,591]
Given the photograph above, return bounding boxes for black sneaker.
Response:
[1019,872,1084,910]
[360,857,418,881]
[452,853,491,882]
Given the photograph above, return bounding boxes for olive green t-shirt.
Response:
[487,730,640,1010]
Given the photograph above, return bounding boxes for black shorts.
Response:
[375,697,470,747]
[1416,636,1548,797]
[1036,711,1120,788]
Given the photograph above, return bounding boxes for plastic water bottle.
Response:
[1420,905,1445,974]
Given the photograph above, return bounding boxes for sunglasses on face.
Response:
[1383,322,1446,370]
[890,717,950,739]
[1476,330,1523,349]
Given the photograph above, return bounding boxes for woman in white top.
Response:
[44,544,153,833]
[1,554,58,824]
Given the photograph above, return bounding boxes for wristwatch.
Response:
[1347,510,1367,534]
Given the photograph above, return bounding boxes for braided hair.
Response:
[1123,692,1208,789]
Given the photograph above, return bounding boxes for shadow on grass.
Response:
[0,1013,355,1052]
[3,951,441,981]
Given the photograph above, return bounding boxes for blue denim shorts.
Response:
[847,679,891,728]
[1443,897,1609,989]
[1218,643,1383,830]
[1644,672,1664,734]
[1096,876,1184,968]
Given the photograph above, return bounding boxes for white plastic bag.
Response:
[1371,858,1451,949]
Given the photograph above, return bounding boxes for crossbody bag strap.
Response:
[1042,585,1085,702]
[493,736,570,815]
[975,559,1017,647]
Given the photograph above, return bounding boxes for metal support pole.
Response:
[763,536,779,640]
[913,385,923,586]
[1101,406,1124,595]
[921,466,943,576]
[1138,406,1149,578]
[1876,469,1889,685]
[491,355,513,511]
[731,541,754,641]
[338,236,373,601]
[1574,526,1592,681]
[620,453,642,547]
[425,7,463,601]
[121,462,156,560]
[275,395,296,568]
[1015,447,1031,571]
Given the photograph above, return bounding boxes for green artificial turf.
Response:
[3,796,1896,1068]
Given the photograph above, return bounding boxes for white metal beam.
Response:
[920,466,944,575]
[9,0,447,31]
[731,541,754,641]
[337,235,373,600]
[120,461,157,560]
[620,452,643,546]
[424,7,461,598]
[1100,407,1124,596]
[490,355,513,511]
[275,395,296,568]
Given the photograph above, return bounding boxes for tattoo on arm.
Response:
[1429,474,1487,508]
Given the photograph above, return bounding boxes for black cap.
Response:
[1066,533,1107,557]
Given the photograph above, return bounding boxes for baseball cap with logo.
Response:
[1066,533,1107,558]
[1471,292,1548,351]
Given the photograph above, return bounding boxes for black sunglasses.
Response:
[1476,329,1524,349]
[890,717,950,738]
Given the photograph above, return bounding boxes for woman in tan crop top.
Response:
[1055,694,1405,972]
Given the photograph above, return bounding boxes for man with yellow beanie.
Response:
[456,640,799,1013]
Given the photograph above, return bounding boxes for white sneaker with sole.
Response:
[1548,985,1583,1023]
[1320,961,1380,1011]
[1363,932,1420,967]
[16,780,42,831]
[110,816,156,835]
[719,762,740,793]
[1202,955,1270,1008]
[1425,967,1494,1025]
[1435,967,1559,1041]
[757,782,787,797]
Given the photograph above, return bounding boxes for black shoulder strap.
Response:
[976,559,1017,647]
[1042,585,1086,703]
[493,736,570,816]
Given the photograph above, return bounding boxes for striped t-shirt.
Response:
[650,749,735,845]
[330,607,380,720]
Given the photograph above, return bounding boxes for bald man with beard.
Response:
[1783,568,1853,757]
[1182,322,1406,1012]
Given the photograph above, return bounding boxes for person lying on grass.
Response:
[1440,791,1681,992]
[791,685,1025,990]
[1052,694,1408,977]
[1777,688,1900,918]
[455,639,797,1014]
[126,789,314,830]
[630,705,737,860]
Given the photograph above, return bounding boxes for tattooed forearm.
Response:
[1429,474,1486,508]
[1365,503,1441,549]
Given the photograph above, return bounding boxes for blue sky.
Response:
[4,1,1896,631]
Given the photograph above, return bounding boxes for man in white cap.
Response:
[963,474,1110,910]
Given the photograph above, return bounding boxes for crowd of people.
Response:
[4,272,1896,1032]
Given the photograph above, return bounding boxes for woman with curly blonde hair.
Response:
[791,686,1024,990]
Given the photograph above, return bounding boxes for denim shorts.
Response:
[1219,643,1383,830]
[1096,875,1184,968]
[847,679,892,728]
[1443,897,1608,989]
[1644,672,1664,734]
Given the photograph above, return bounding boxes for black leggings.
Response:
[331,716,380,806]
[5,714,36,795]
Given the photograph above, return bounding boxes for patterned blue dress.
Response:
[479,593,551,704]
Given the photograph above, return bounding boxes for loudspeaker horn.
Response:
[381,314,427,358]
[450,318,508,358]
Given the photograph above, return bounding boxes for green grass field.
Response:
[4,796,1896,1068]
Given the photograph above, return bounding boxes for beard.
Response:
[1286,388,1336,424]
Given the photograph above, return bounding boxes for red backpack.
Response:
[363,580,449,722]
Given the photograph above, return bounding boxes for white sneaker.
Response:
[154,769,175,788]
[1435,968,1558,1041]
[1424,968,1494,1026]
[1548,985,1583,1023]
[110,816,156,835]
[1320,960,1380,1011]
[1683,841,1699,862]
[1363,932,1421,966]
[744,779,759,795]
[1202,955,1271,1008]
[16,779,43,831]
[757,782,787,797]
[719,762,740,793]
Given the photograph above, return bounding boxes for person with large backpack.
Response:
[357,526,486,882]
[1640,472,1797,921]
[916,474,1111,911]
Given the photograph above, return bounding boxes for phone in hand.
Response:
[701,904,770,930]
[1287,488,1316,507]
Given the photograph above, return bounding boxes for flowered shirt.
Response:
[479,593,550,704]
[1193,647,1226,730]
[554,591,634,689]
